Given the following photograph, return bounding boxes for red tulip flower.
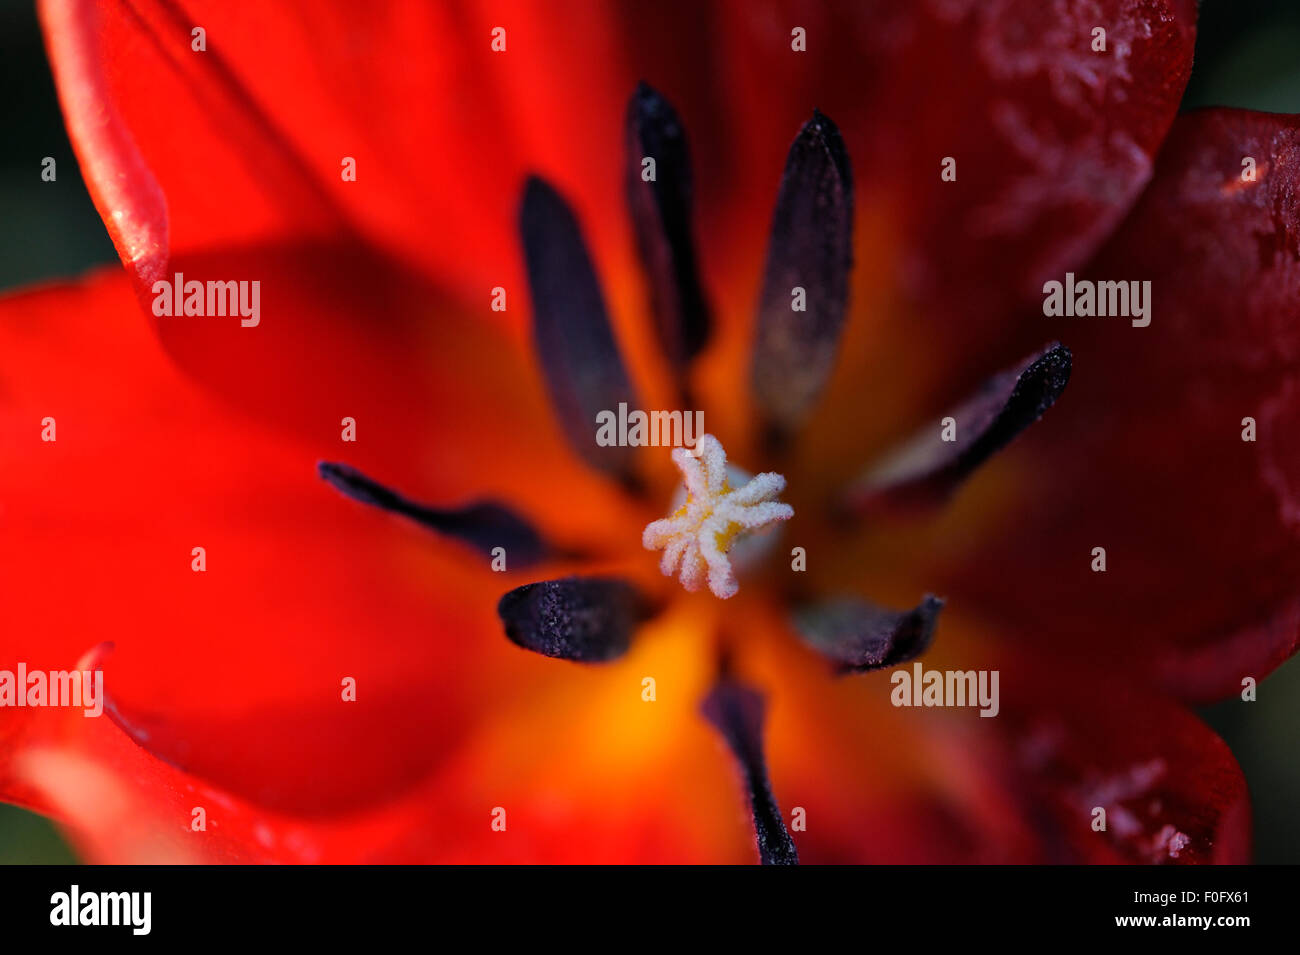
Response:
[2,0,1295,864]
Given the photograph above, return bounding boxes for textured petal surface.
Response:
[926,110,1300,702]
[747,606,1249,864]
[778,0,1197,482]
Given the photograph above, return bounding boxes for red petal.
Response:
[753,610,1249,864]
[38,0,675,313]
[128,237,640,544]
[865,0,1197,323]
[41,3,1195,395]
[930,109,1300,702]
[3,598,749,863]
[37,0,751,464]
[776,0,1196,473]
[0,267,623,815]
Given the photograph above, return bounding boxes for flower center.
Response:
[642,434,793,599]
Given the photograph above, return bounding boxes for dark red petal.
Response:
[778,0,1196,469]
[760,624,1249,864]
[704,0,1194,251]
[992,658,1251,865]
[933,109,1300,702]
[855,0,1197,358]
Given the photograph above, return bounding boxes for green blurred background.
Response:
[1,0,1298,863]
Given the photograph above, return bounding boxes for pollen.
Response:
[642,434,793,599]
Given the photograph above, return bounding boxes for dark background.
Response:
[1,0,1298,863]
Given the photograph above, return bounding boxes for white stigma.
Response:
[642,434,793,599]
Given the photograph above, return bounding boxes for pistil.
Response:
[642,434,793,599]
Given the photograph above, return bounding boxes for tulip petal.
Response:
[38,0,170,295]
[929,109,1300,702]
[521,177,641,484]
[498,577,652,663]
[0,269,539,814]
[318,461,548,568]
[105,235,641,553]
[739,0,1197,470]
[700,677,798,865]
[864,0,1197,341]
[750,110,854,442]
[3,608,757,862]
[37,0,637,304]
[793,594,944,673]
[39,0,345,293]
[758,617,1249,864]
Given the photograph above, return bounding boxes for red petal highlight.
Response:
[40,0,169,293]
